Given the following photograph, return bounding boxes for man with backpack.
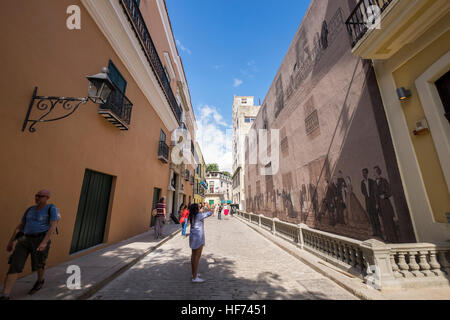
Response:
[1,189,59,300]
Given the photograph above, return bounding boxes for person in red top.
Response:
[154,197,166,239]
[179,204,190,237]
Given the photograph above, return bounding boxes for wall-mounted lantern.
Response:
[22,67,114,132]
[396,87,412,101]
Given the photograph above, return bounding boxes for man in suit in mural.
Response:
[374,166,399,243]
[361,168,382,237]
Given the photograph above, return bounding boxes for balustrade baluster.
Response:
[437,250,450,275]
[325,239,331,256]
[418,251,433,277]
[429,251,444,276]
[350,247,357,267]
[344,245,350,265]
[332,241,338,259]
[337,244,343,261]
[408,251,423,277]
[390,253,402,278]
[397,251,412,278]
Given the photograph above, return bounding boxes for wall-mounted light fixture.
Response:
[396,87,412,101]
[413,118,429,136]
[22,67,114,133]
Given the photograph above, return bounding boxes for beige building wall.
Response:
[356,0,450,242]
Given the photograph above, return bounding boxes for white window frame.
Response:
[415,51,450,194]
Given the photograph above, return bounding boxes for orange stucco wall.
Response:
[0,0,177,277]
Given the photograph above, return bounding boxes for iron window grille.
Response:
[345,0,393,48]
[119,0,182,123]
[158,141,169,163]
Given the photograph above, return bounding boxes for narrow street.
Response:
[90,216,357,300]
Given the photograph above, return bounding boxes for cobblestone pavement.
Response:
[90,215,358,300]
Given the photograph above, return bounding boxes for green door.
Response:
[150,188,161,227]
[70,169,113,254]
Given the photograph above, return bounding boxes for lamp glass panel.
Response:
[88,81,100,100]
[99,84,112,103]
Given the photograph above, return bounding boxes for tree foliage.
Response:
[206,163,219,172]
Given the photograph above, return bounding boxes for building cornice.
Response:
[155,0,196,127]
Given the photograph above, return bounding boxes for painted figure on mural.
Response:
[345,176,370,226]
[299,184,307,220]
[361,168,382,237]
[282,190,296,218]
[323,179,337,226]
[310,184,318,218]
[374,166,399,243]
[335,170,347,224]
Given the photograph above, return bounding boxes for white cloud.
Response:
[176,39,192,55]
[233,78,243,87]
[241,60,258,78]
[195,105,232,173]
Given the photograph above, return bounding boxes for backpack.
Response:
[16,204,60,239]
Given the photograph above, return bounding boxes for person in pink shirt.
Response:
[179,204,189,237]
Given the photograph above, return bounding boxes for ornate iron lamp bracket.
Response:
[22,87,89,133]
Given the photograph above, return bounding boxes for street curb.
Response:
[235,216,383,300]
[77,226,181,300]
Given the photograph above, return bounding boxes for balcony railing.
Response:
[345,0,393,48]
[158,141,169,163]
[98,88,133,130]
[119,0,182,123]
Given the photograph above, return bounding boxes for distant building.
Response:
[193,141,207,204]
[205,171,232,206]
[232,96,260,210]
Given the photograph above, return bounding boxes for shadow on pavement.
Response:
[91,246,335,300]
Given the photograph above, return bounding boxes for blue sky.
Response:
[165,0,310,172]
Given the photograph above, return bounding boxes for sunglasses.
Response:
[35,194,48,198]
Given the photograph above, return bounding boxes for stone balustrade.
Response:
[236,211,450,291]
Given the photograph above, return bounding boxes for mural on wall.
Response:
[244,0,416,243]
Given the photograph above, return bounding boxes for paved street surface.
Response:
[90,215,357,300]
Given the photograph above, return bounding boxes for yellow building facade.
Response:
[193,142,207,204]
[348,0,450,242]
[0,0,196,277]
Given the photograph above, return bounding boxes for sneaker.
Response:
[0,295,10,300]
[28,279,45,295]
[191,277,205,283]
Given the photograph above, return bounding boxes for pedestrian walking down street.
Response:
[180,204,190,237]
[218,205,222,220]
[154,197,166,239]
[188,203,213,283]
[1,190,59,300]
[224,204,230,220]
